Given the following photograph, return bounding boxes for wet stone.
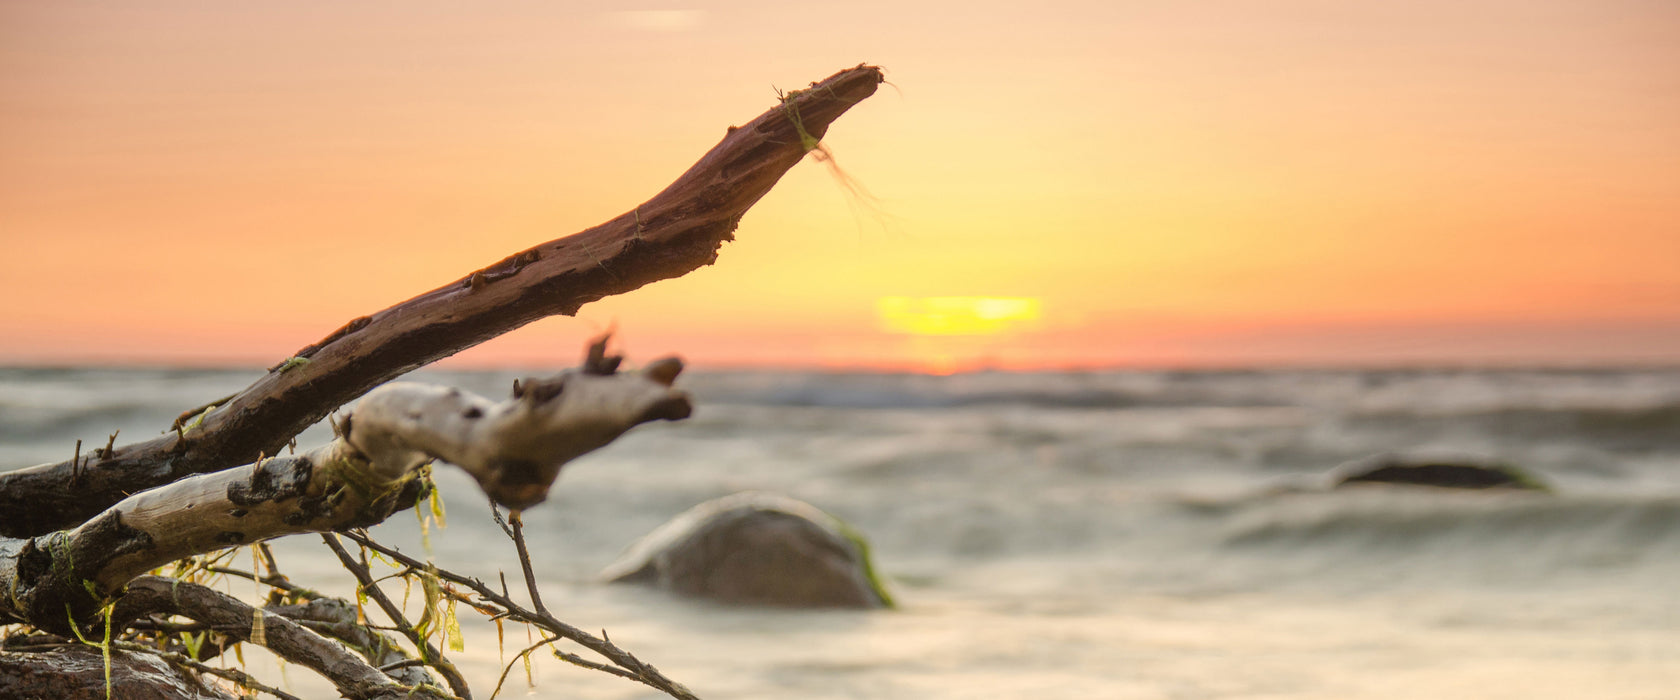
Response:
[603,492,892,609]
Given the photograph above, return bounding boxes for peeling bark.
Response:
[0,346,690,638]
[0,64,884,539]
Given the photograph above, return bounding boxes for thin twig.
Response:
[488,503,515,539]
[553,648,644,682]
[113,640,305,700]
[320,533,473,700]
[341,531,699,700]
[257,543,285,582]
[205,566,305,595]
[378,658,431,673]
[506,511,548,616]
[488,634,560,700]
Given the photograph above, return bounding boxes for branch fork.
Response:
[1,340,690,638]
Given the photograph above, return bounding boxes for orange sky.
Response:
[2,1,1677,371]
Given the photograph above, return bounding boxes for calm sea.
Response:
[4,366,1679,698]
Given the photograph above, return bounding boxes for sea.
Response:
[3,365,1678,699]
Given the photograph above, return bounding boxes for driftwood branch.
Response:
[340,530,700,700]
[114,577,454,700]
[0,344,690,640]
[199,548,434,687]
[0,64,885,539]
[112,642,303,700]
[319,534,471,699]
[265,595,439,690]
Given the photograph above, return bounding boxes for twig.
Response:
[116,576,453,700]
[114,640,305,700]
[552,647,643,683]
[266,597,438,690]
[506,511,548,616]
[205,566,305,595]
[321,534,473,700]
[488,504,515,539]
[488,635,560,700]
[257,542,284,579]
[341,531,699,700]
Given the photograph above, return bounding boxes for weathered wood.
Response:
[0,346,689,638]
[267,596,438,689]
[115,577,455,700]
[0,642,239,700]
[0,64,885,538]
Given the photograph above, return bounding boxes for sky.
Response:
[2,1,1677,371]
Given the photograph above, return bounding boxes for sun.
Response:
[875,297,1042,336]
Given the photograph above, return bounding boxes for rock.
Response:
[1332,454,1549,491]
[603,492,893,608]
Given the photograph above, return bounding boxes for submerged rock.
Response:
[603,492,894,609]
[1332,454,1549,491]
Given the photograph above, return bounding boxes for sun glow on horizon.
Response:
[1,2,1676,369]
[876,297,1043,337]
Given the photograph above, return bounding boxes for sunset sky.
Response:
[2,1,1677,371]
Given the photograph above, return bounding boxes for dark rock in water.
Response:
[603,492,893,609]
[1333,454,1549,491]
[0,644,237,700]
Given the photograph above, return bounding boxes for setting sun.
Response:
[0,1,1674,369]
[876,297,1043,336]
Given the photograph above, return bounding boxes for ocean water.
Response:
[3,366,1679,698]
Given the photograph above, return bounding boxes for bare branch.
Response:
[0,349,689,642]
[111,641,305,700]
[0,64,886,539]
[266,586,441,689]
[506,511,548,617]
[342,531,699,700]
[113,576,454,700]
[321,534,471,699]
[488,634,560,700]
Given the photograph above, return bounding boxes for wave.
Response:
[678,371,1303,410]
[1210,490,1680,574]
[1344,404,1680,451]
[676,367,1680,413]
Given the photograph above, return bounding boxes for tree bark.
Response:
[0,346,690,639]
[268,596,439,689]
[0,642,240,700]
[0,64,884,539]
[115,577,456,700]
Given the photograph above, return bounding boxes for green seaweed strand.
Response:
[65,601,116,699]
[778,88,821,153]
